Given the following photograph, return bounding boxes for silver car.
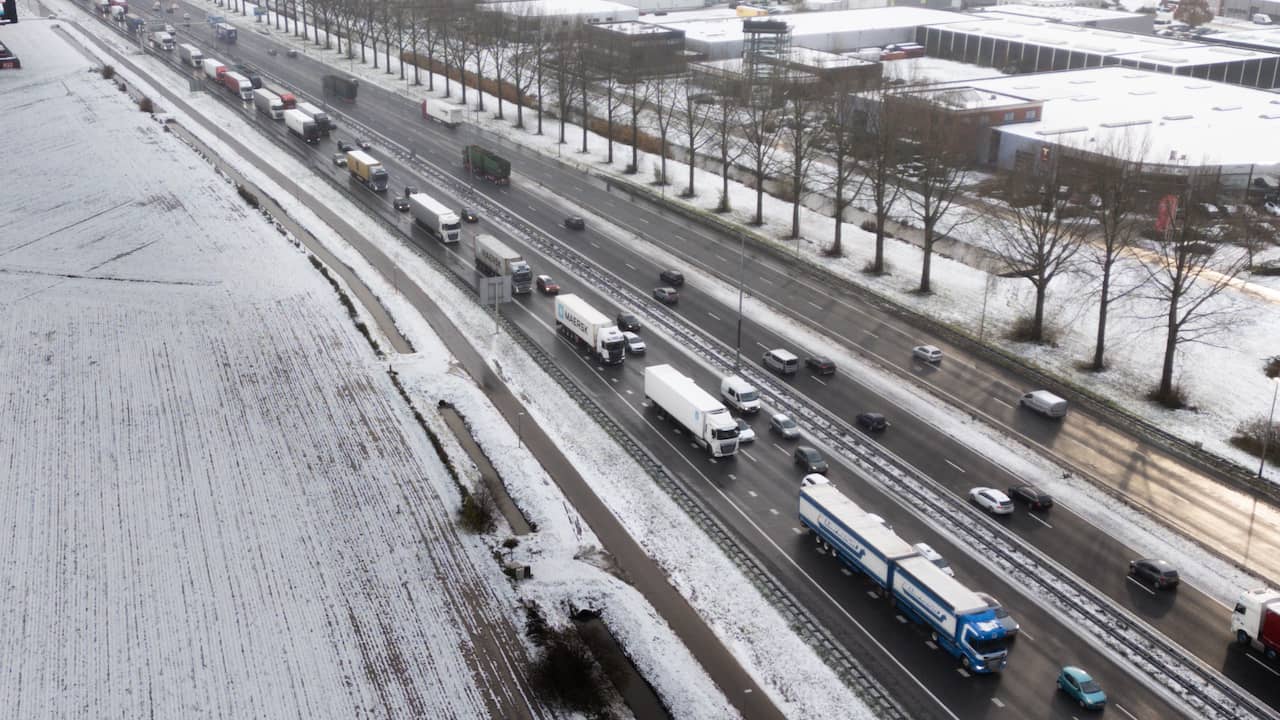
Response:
[976,592,1019,636]
[769,413,800,439]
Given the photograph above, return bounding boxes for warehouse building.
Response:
[918,16,1280,88]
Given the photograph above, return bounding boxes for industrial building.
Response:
[980,4,1154,33]
[644,6,971,60]
[918,16,1280,88]
[914,67,1280,185]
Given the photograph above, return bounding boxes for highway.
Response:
[107,6,1280,718]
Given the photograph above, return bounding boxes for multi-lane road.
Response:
[103,6,1280,718]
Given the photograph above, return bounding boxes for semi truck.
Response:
[408,193,462,243]
[253,88,285,119]
[178,43,203,67]
[284,108,319,143]
[221,71,253,101]
[323,74,358,102]
[202,58,226,82]
[799,482,1009,673]
[346,151,388,193]
[422,99,464,128]
[474,234,532,293]
[215,22,237,43]
[462,145,510,185]
[1232,588,1280,661]
[554,295,626,366]
[644,364,740,457]
[295,101,332,135]
[149,31,174,50]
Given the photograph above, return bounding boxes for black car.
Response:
[806,356,836,376]
[659,269,685,286]
[794,445,828,474]
[393,195,410,212]
[653,287,679,304]
[564,215,586,231]
[336,140,353,152]
[460,207,479,223]
[616,312,641,332]
[1129,559,1180,589]
[855,412,888,432]
[1007,484,1054,511]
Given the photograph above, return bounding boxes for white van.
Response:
[762,348,800,375]
[1020,390,1068,418]
[1253,13,1272,23]
[720,375,762,414]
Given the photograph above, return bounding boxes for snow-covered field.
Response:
[0,20,543,719]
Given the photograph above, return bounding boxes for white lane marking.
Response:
[1027,512,1054,529]
[945,459,966,473]
[810,376,827,386]
[708,311,722,321]
[1115,703,1139,720]
[1125,576,1156,595]
[740,449,758,463]
[1247,654,1280,676]
[807,300,823,310]
[991,698,1005,708]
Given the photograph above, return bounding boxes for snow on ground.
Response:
[42,9,884,718]
[0,18,538,720]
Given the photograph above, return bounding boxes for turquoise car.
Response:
[1058,666,1107,710]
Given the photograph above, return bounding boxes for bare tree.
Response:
[1082,138,1151,370]
[677,84,716,197]
[1140,178,1249,405]
[902,95,971,293]
[992,159,1091,342]
[852,82,904,273]
[781,84,825,239]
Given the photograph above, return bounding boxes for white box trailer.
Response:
[799,483,916,588]
[408,192,461,243]
[253,88,284,119]
[178,43,203,67]
[644,364,740,458]
[554,294,626,365]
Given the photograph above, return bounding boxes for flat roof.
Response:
[981,4,1148,24]
[933,16,1278,66]
[645,6,971,42]
[959,66,1280,167]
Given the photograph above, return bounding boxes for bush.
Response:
[459,482,497,534]
[1230,416,1280,464]
[101,65,115,79]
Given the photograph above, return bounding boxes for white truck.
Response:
[295,101,332,135]
[554,294,626,366]
[474,233,532,294]
[644,364,740,458]
[149,31,175,51]
[178,43,203,68]
[253,88,285,120]
[421,98,464,128]
[408,192,461,243]
[283,108,319,143]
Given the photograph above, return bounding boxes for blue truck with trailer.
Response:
[799,482,1010,673]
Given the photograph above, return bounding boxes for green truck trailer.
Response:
[462,145,510,185]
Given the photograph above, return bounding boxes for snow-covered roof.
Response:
[960,66,1280,168]
[982,3,1149,23]
[937,16,1278,65]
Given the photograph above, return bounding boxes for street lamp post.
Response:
[1259,379,1279,479]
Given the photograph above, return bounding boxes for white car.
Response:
[913,542,954,576]
[969,487,1014,515]
[912,345,943,363]
[622,331,646,355]
[735,418,756,443]
[1264,201,1280,217]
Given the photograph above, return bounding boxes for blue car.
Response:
[1058,666,1106,710]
